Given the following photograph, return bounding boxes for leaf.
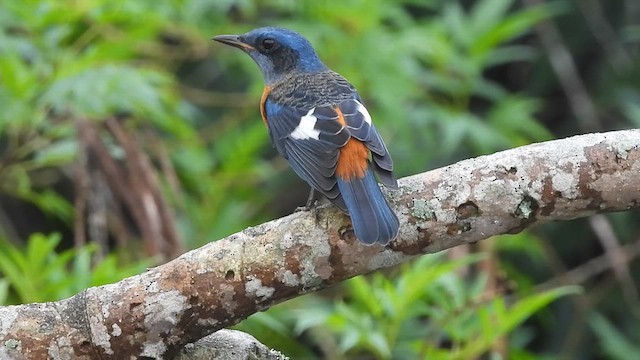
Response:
[589,312,640,360]
[33,139,78,166]
[40,65,172,118]
[0,279,9,304]
[292,307,328,335]
[470,2,556,60]
[469,0,514,38]
[367,331,391,358]
[455,286,581,359]
[18,190,74,223]
[347,275,384,316]
[0,233,149,304]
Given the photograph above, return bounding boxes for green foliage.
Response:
[0,0,275,247]
[1,0,639,358]
[589,312,640,360]
[0,233,150,304]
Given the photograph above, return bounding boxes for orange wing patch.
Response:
[335,107,369,180]
[259,86,271,126]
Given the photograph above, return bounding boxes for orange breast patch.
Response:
[260,86,271,126]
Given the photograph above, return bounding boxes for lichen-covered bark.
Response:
[0,130,638,359]
[175,329,288,360]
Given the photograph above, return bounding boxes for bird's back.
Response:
[269,70,358,109]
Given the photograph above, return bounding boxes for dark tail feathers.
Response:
[337,168,399,245]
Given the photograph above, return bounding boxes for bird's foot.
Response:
[295,188,316,212]
[294,199,317,212]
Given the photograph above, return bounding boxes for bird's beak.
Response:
[212,34,255,51]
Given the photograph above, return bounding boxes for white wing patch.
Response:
[290,108,321,140]
[355,100,372,125]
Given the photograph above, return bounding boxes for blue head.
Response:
[213,27,328,84]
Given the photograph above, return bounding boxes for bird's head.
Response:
[213,27,327,84]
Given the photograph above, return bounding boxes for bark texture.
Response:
[0,130,639,359]
[174,330,288,360]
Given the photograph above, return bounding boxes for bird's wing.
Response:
[263,98,350,206]
[338,98,397,188]
[261,76,397,202]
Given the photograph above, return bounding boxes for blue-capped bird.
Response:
[213,27,399,245]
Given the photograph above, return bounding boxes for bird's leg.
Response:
[305,187,317,209]
[295,188,316,212]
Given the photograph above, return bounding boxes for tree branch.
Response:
[1,130,639,359]
[174,330,288,360]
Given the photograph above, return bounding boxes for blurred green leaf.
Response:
[41,65,171,118]
[33,139,78,166]
[0,233,149,304]
[454,286,581,359]
[589,312,640,360]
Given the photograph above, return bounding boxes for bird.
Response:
[213,27,399,245]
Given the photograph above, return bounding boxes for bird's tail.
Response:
[337,167,399,245]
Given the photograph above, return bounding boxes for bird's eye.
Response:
[261,38,276,51]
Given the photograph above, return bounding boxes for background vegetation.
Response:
[1,0,639,358]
